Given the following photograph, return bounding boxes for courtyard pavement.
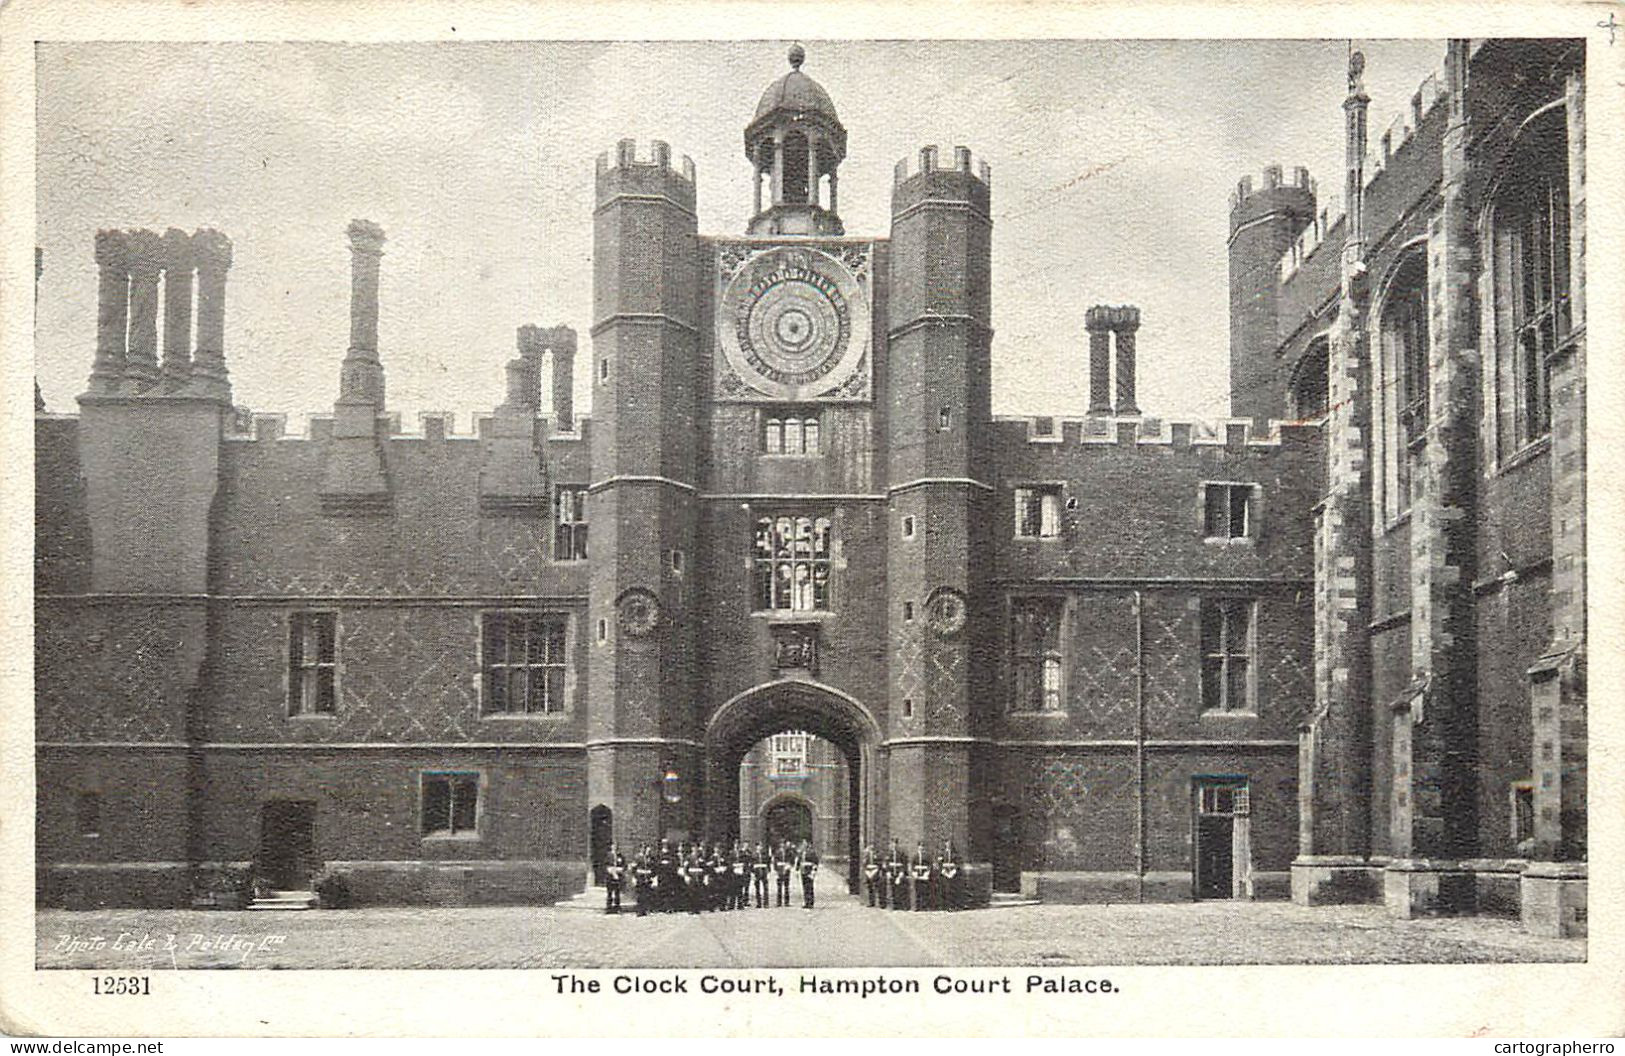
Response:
[36,873,1584,970]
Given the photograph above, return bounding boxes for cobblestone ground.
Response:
[37,874,1582,969]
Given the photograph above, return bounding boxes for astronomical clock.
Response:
[713,242,873,402]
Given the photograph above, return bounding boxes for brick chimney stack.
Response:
[159,228,195,390]
[545,327,576,431]
[124,230,163,392]
[89,230,130,395]
[1085,306,1113,416]
[191,228,233,400]
[339,219,387,411]
[510,325,544,412]
[1113,305,1141,416]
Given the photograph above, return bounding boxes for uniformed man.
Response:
[684,847,707,915]
[939,839,962,912]
[656,840,679,914]
[797,840,820,909]
[729,841,749,911]
[604,844,626,914]
[773,841,793,907]
[862,845,882,908]
[885,839,908,910]
[911,841,932,911]
[633,845,655,917]
[751,842,770,908]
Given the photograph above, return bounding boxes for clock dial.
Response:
[717,245,870,401]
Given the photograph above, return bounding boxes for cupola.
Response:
[745,44,847,236]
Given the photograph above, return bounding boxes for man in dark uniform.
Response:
[774,841,793,907]
[751,842,770,908]
[633,845,654,917]
[885,838,908,910]
[911,841,932,911]
[655,840,679,914]
[604,844,626,914]
[797,840,820,909]
[862,845,882,908]
[939,839,962,912]
[683,846,706,914]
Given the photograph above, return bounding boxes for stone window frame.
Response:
[1373,241,1431,526]
[1200,481,1262,543]
[553,484,589,562]
[420,770,482,840]
[1482,100,1570,469]
[477,610,574,719]
[1007,594,1068,715]
[760,407,822,457]
[1198,597,1258,716]
[901,514,916,539]
[751,513,834,614]
[285,609,340,719]
[1012,482,1064,541]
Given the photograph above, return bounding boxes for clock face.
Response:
[717,245,870,401]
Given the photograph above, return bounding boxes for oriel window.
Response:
[287,611,337,716]
[753,515,832,612]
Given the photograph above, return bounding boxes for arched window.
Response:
[1377,249,1429,520]
[763,417,784,454]
[1488,105,1569,459]
[1287,334,1330,422]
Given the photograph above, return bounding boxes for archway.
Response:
[705,680,882,894]
[762,794,814,848]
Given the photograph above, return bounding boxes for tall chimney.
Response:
[339,219,387,411]
[546,327,577,431]
[1085,306,1112,415]
[1113,305,1141,416]
[509,325,543,412]
[124,230,163,391]
[89,230,130,395]
[191,228,233,400]
[160,228,194,389]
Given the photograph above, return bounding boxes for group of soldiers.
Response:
[861,839,965,911]
[600,840,821,915]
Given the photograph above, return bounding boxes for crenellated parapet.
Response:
[893,144,992,189]
[994,413,1321,451]
[595,138,697,215]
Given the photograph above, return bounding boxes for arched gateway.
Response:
[705,680,881,893]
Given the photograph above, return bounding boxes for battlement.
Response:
[892,145,992,188]
[595,138,697,184]
[226,410,593,444]
[1277,194,1345,282]
[1362,68,1445,189]
[994,414,1321,451]
[1229,164,1315,213]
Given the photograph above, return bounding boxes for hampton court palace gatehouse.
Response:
[35,40,1587,936]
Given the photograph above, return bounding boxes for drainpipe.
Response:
[1134,589,1146,902]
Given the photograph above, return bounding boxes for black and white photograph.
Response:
[2,1,1618,1039]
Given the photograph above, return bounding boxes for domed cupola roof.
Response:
[753,45,840,125]
[745,44,847,162]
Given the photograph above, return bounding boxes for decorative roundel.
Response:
[616,588,661,638]
[925,587,968,639]
[718,246,869,400]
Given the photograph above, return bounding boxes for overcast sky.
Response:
[34,38,1444,428]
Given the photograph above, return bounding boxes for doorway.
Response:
[1194,779,1250,899]
[589,805,613,886]
[763,797,814,848]
[258,800,316,890]
[991,803,1022,892]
